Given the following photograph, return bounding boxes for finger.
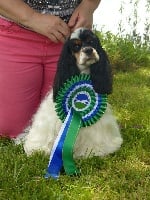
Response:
[70,23,83,32]
[58,23,70,38]
[48,33,59,43]
[52,30,66,43]
[68,12,78,28]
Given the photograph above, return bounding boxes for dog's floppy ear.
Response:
[90,37,113,94]
[53,39,80,101]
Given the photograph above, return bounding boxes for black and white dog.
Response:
[22,28,122,157]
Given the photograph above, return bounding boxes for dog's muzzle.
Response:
[82,47,94,56]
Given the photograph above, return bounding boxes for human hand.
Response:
[26,12,70,43]
[68,0,94,32]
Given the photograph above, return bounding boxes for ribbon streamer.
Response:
[63,110,82,175]
[45,109,73,179]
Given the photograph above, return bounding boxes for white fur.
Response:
[78,48,99,66]
[22,91,123,158]
[70,27,87,40]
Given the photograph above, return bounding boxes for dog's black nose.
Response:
[83,47,93,55]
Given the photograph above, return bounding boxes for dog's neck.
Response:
[77,64,90,75]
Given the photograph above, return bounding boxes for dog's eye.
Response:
[73,44,81,52]
[71,39,82,52]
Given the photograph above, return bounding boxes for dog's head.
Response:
[53,28,112,101]
[69,28,100,73]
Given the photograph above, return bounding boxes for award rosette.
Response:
[45,74,107,179]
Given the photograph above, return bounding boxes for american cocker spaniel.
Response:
[21,28,122,158]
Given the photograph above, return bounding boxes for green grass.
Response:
[0,67,150,200]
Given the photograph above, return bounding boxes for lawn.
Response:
[0,67,149,200]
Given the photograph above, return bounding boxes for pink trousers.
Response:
[0,18,63,138]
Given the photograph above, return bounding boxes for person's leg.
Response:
[0,18,45,138]
[40,40,63,99]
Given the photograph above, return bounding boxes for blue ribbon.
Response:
[45,109,73,179]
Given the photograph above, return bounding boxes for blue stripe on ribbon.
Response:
[45,109,73,179]
[83,94,101,121]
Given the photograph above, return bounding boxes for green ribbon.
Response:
[63,110,82,175]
